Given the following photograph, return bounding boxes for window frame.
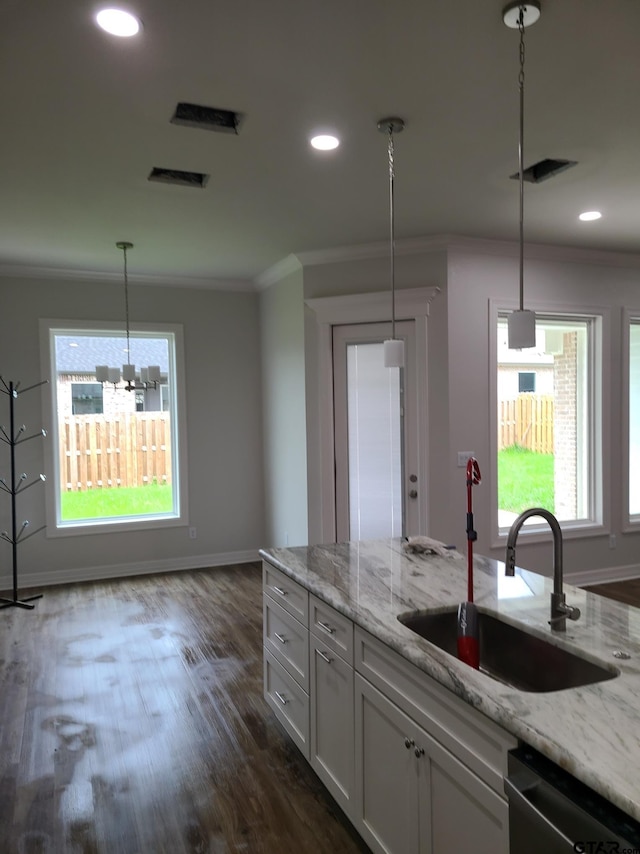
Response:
[623,309,640,531]
[39,318,189,537]
[489,300,608,546]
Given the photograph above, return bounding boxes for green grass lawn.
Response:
[61,483,173,520]
[498,445,555,514]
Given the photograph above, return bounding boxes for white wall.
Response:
[294,237,640,582]
[0,275,264,588]
[446,242,640,580]
[259,270,309,547]
[302,247,450,544]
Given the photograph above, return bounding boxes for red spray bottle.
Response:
[457,458,481,669]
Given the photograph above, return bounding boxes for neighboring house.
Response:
[497,324,555,400]
[54,335,170,417]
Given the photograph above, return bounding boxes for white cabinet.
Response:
[355,674,509,854]
[356,674,420,853]
[262,564,310,757]
[262,560,515,854]
[309,594,355,818]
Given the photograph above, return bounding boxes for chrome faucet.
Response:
[505,507,581,632]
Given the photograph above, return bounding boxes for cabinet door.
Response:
[416,727,509,854]
[355,674,419,854]
[310,643,354,817]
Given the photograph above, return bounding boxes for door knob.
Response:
[409,490,418,499]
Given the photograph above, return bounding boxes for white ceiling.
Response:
[1,0,639,288]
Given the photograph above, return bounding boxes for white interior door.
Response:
[333,321,419,542]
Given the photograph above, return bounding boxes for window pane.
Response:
[497,316,592,527]
[630,323,640,516]
[51,329,178,526]
[346,342,403,539]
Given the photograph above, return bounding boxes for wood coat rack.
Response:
[0,377,48,610]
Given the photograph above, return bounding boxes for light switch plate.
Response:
[457,451,475,467]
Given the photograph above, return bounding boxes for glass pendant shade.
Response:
[383,338,405,368]
[508,309,536,349]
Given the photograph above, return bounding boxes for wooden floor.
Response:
[584,578,640,608]
[0,564,369,854]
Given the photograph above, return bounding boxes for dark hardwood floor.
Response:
[584,578,640,608]
[0,564,369,854]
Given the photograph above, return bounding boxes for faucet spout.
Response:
[504,507,580,632]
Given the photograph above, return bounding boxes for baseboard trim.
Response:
[0,549,261,592]
[567,563,640,588]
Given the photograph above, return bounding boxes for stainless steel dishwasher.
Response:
[506,746,640,853]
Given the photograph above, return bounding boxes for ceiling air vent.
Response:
[170,102,243,134]
[510,158,578,184]
[148,167,209,188]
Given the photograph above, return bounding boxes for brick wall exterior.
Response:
[553,332,577,518]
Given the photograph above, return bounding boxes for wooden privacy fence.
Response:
[499,394,554,453]
[59,413,172,491]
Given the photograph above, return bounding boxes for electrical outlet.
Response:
[457,451,475,468]
[189,527,197,540]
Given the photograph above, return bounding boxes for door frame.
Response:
[305,287,439,543]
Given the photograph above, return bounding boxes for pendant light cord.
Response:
[122,244,131,361]
[387,125,396,340]
[518,8,526,312]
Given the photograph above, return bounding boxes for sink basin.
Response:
[398,608,618,692]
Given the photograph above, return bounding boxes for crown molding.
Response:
[305,286,441,324]
[443,235,640,268]
[258,234,640,282]
[254,253,303,290]
[0,263,255,292]
[294,234,454,267]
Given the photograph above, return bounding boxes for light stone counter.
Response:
[259,538,640,822]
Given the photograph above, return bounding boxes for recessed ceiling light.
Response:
[310,134,340,151]
[579,210,602,222]
[96,8,141,37]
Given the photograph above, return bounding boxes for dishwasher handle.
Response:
[504,775,576,852]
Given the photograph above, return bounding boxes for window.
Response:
[629,320,640,518]
[71,383,103,415]
[518,372,536,393]
[40,320,187,534]
[496,313,601,530]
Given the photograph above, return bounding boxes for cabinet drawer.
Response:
[263,595,309,691]
[264,648,309,759]
[310,594,353,665]
[355,626,517,795]
[263,561,308,624]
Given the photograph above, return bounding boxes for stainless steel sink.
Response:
[398,608,618,692]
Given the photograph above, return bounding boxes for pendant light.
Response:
[504,2,541,350]
[96,242,162,390]
[378,117,405,368]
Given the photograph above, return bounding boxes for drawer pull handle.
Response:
[414,746,425,758]
[274,632,287,644]
[404,737,415,750]
[316,649,333,664]
[272,586,288,597]
[317,620,335,634]
[275,691,289,705]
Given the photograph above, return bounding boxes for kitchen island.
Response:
[260,538,640,853]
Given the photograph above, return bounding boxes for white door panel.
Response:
[333,321,419,542]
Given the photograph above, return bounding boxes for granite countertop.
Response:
[259,538,640,822]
